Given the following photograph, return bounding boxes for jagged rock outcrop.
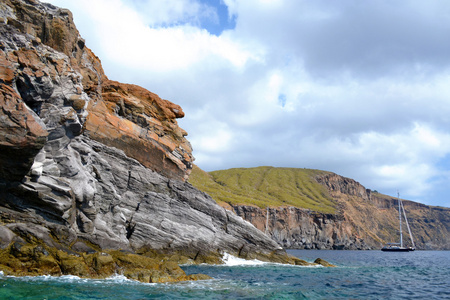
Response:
[0,0,305,280]
[231,173,450,250]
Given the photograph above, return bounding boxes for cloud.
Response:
[127,0,216,26]
[47,0,450,207]
[230,0,450,79]
[53,0,253,73]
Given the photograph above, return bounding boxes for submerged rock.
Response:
[314,258,336,267]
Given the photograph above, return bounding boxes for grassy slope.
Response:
[188,165,337,214]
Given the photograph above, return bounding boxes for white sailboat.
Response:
[381,192,415,252]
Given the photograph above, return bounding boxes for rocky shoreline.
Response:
[0,233,333,283]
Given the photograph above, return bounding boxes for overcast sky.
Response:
[46,0,450,207]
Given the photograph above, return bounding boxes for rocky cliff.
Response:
[314,173,450,250]
[0,0,307,281]
[232,205,369,250]
[190,166,450,250]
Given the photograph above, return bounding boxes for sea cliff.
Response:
[0,0,309,282]
[190,166,450,250]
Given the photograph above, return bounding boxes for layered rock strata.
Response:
[0,0,193,182]
[231,173,450,250]
[0,0,310,281]
[316,173,450,250]
[233,205,369,250]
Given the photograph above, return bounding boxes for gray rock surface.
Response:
[1,134,284,258]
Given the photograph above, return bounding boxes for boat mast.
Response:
[398,191,403,248]
[400,200,415,248]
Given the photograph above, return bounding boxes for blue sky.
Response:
[126,0,236,35]
[198,0,236,35]
[46,0,450,208]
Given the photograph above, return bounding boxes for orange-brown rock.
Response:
[0,0,193,181]
[3,0,79,57]
[2,0,106,97]
[0,84,48,180]
[0,50,15,84]
[85,80,193,181]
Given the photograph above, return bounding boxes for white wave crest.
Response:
[0,272,140,285]
[104,274,136,283]
[222,253,267,266]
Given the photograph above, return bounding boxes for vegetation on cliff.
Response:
[189,165,337,213]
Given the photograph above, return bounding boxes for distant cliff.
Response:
[190,166,450,250]
[0,0,305,281]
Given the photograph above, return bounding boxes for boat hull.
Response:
[381,247,415,252]
[381,248,410,252]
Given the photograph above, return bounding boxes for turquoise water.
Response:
[1,250,449,299]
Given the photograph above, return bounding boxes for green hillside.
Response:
[188,165,337,214]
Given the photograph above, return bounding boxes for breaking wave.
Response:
[221,253,268,266]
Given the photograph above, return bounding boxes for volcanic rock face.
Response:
[86,80,193,181]
[0,84,48,181]
[0,0,193,182]
[232,173,450,250]
[233,205,369,250]
[0,0,293,279]
[316,173,450,250]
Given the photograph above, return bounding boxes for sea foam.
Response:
[222,253,268,266]
[0,271,139,285]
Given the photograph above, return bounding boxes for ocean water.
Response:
[1,250,449,299]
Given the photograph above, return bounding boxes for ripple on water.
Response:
[1,251,449,299]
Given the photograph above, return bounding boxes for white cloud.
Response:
[50,0,258,72]
[192,122,233,153]
[317,123,450,199]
